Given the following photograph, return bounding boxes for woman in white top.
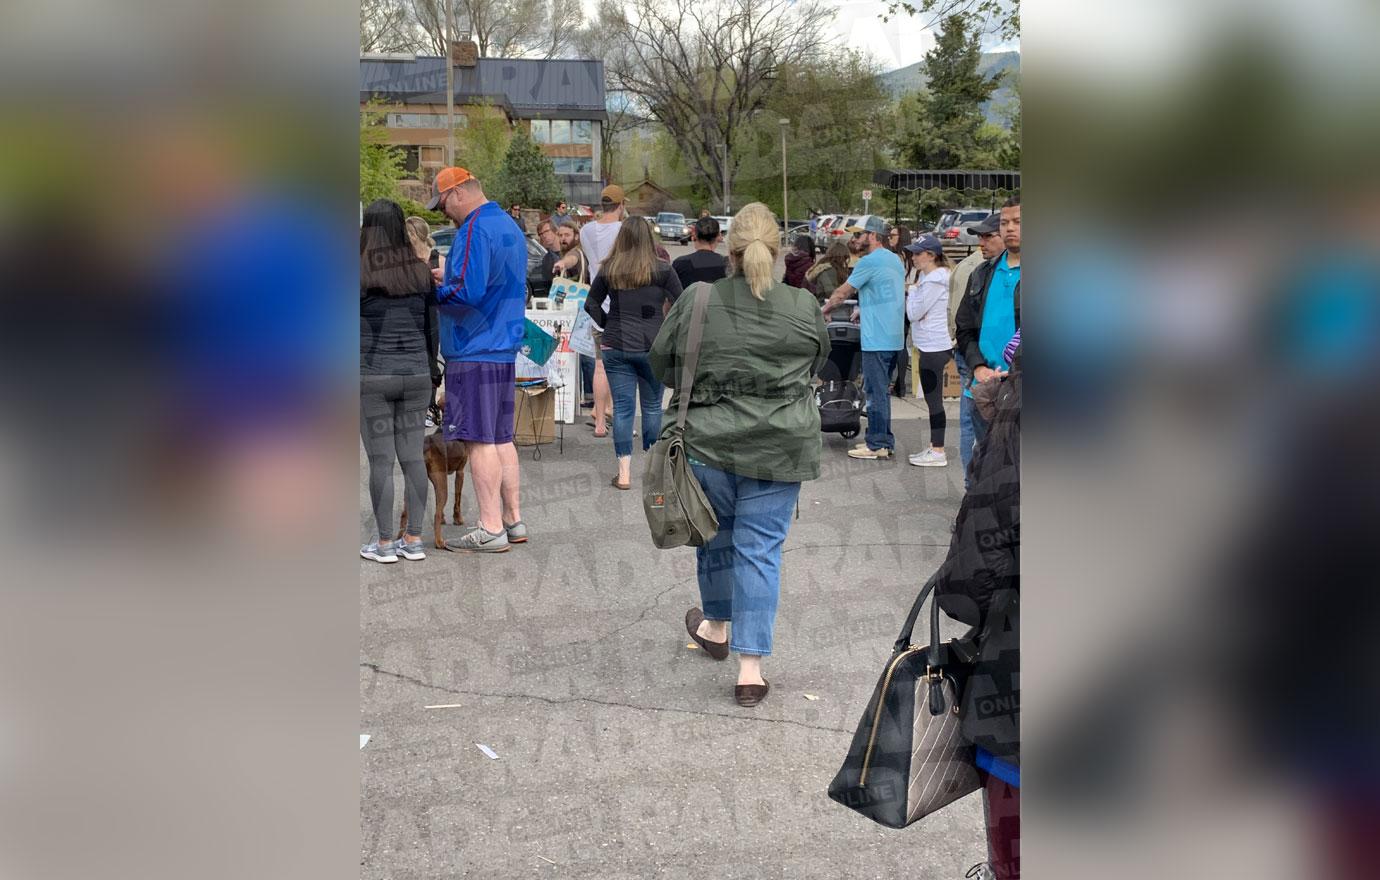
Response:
[903,235,954,467]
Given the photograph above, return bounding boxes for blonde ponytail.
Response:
[727,202,781,300]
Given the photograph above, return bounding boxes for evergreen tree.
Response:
[490,130,565,211]
[898,14,1002,169]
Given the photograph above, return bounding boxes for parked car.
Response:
[710,215,732,237]
[653,212,692,244]
[430,225,456,255]
[430,226,551,300]
[935,208,994,246]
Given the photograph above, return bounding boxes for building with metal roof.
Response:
[361,53,608,205]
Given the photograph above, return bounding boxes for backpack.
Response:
[817,379,864,433]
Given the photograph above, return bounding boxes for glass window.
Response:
[551,157,569,174]
[572,120,593,144]
[530,120,550,143]
[550,120,571,144]
[573,157,592,174]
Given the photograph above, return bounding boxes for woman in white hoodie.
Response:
[903,234,954,468]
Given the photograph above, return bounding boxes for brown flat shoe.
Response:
[684,607,729,660]
[735,678,770,707]
[611,475,630,490]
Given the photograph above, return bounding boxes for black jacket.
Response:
[935,346,1020,762]
[954,253,1021,372]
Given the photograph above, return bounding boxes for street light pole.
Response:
[445,0,455,166]
[721,143,730,214]
[779,118,789,237]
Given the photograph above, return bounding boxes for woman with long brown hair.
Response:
[583,214,683,489]
[360,199,439,564]
[804,238,852,303]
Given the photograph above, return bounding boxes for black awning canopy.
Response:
[873,169,1021,192]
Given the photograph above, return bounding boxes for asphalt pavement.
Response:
[359,248,981,878]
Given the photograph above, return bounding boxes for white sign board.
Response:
[516,308,579,424]
[862,189,872,201]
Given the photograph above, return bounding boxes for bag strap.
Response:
[675,282,712,430]
[894,571,943,663]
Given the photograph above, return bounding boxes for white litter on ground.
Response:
[476,743,499,760]
[360,734,371,749]
[803,694,820,701]
[425,703,464,709]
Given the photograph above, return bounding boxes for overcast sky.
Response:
[824,0,1019,71]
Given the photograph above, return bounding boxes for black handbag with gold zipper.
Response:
[828,572,981,828]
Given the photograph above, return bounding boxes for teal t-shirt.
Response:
[966,252,1020,399]
[850,247,905,352]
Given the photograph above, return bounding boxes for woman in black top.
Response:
[360,199,439,563]
[584,217,683,489]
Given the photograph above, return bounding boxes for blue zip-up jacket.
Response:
[435,200,527,363]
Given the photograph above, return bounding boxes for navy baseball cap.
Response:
[904,234,945,256]
[966,214,1000,236]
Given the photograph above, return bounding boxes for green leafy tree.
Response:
[490,129,564,211]
[454,103,512,185]
[360,99,405,205]
[897,14,1003,170]
[730,52,896,215]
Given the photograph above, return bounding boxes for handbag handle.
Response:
[674,282,712,431]
[893,571,943,669]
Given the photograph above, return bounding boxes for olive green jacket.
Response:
[649,275,831,483]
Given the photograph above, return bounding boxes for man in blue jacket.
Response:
[426,166,529,552]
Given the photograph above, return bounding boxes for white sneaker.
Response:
[360,540,399,563]
[908,448,948,467]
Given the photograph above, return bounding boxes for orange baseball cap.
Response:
[426,166,475,210]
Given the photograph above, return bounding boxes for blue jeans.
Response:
[602,349,663,457]
[579,354,595,400]
[861,350,902,451]
[691,464,802,656]
[954,351,990,489]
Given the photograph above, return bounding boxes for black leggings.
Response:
[918,349,952,448]
[360,373,432,540]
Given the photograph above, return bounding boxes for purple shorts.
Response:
[443,360,516,444]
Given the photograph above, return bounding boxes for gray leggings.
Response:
[360,373,432,540]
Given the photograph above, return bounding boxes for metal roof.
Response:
[873,169,1021,191]
[360,56,607,121]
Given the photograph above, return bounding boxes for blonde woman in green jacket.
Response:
[649,202,830,707]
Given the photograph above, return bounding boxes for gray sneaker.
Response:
[503,520,528,544]
[454,526,510,553]
[396,538,426,561]
[360,541,399,564]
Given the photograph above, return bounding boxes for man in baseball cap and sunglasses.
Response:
[426,167,530,552]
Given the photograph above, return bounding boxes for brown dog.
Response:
[399,399,470,550]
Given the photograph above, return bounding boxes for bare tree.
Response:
[407,0,556,59]
[882,0,1019,41]
[603,0,833,207]
[361,0,416,54]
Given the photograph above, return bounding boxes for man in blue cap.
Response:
[821,215,906,460]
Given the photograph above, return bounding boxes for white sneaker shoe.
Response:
[360,540,399,563]
[908,448,948,467]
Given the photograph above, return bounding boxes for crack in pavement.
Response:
[360,662,853,735]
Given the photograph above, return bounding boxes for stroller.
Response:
[816,301,863,440]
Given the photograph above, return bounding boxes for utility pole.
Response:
[779,118,789,236]
[445,0,455,166]
[720,143,730,214]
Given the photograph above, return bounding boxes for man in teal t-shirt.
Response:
[822,216,905,459]
[954,196,1021,487]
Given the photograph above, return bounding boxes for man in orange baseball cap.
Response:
[427,166,530,552]
[424,166,475,212]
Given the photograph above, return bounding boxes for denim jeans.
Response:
[691,464,802,656]
[579,354,595,400]
[861,350,902,451]
[955,351,990,489]
[602,349,663,457]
